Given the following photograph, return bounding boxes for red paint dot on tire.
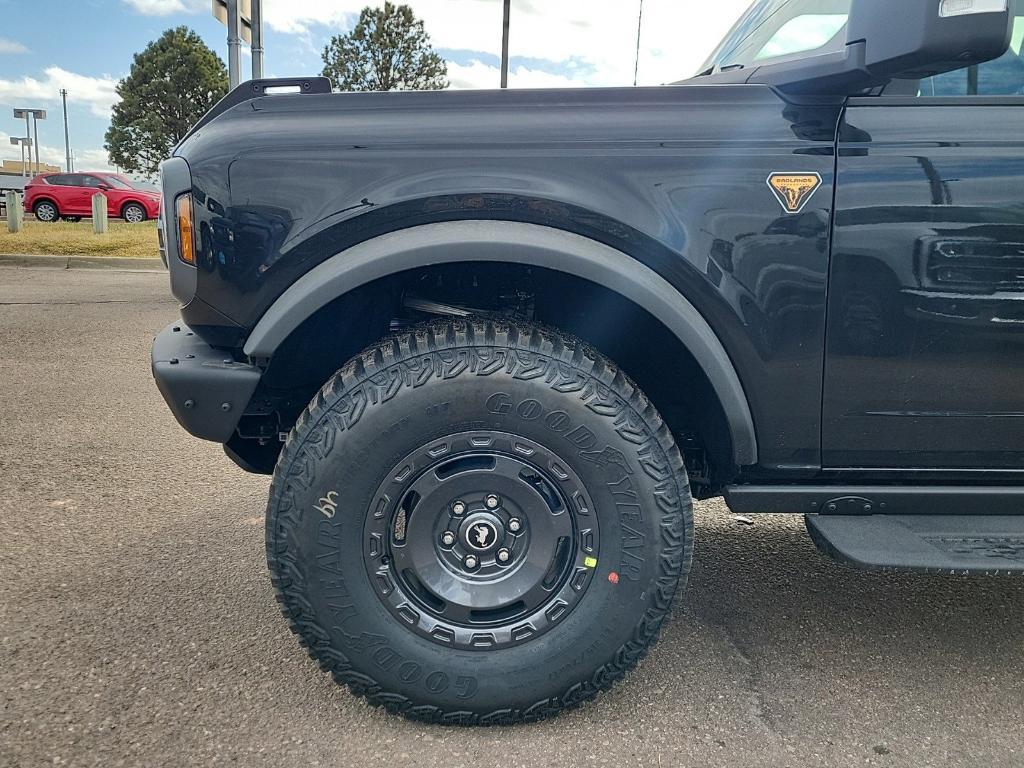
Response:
[608,572,619,584]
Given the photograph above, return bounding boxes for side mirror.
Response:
[740,0,1014,95]
[97,183,111,191]
[850,0,1014,82]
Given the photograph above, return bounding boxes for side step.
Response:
[806,515,1024,574]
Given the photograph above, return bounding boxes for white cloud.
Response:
[122,0,206,15]
[0,67,119,118]
[257,0,752,85]
[0,38,29,55]
[447,59,581,90]
[0,131,113,172]
[121,0,752,86]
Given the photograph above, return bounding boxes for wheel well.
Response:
[235,262,736,494]
[33,197,58,212]
[121,200,145,215]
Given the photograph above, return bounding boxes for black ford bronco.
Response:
[152,0,1024,723]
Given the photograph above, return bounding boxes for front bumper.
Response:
[151,322,261,443]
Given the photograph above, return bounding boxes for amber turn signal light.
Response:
[176,194,195,265]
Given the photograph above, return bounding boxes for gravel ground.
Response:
[2,266,1023,768]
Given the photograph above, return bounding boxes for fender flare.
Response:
[243,220,757,465]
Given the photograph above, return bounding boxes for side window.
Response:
[755,14,849,61]
[64,174,85,187]
[699,0,853,74]
[917,15,1024,96]
[80,175,105,188]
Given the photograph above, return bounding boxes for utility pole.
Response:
[251,0,264,79]
[500,0,510,88]
[633,0,644,87]
[61,89,71,173]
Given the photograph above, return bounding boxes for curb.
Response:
[0,253,165,271]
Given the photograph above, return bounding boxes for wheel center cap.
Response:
[460,514,500,552]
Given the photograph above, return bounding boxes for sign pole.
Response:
[226,0,241,89]
[251,0,263,80]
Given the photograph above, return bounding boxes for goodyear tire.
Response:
[266,319,693,724]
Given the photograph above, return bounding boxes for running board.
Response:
[725,485,1024,515]
[806,515,1024,575]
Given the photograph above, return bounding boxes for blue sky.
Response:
[0,0,750,172]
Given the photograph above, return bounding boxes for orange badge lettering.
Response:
[767,172,823,214]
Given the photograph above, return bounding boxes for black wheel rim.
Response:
[364,431,599,650]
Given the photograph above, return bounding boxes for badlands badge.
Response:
[767,172,822,214]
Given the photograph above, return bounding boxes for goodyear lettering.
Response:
[607,474,643,525]
[619,524,647,581]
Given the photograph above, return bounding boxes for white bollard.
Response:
[92,192,108,234]
[6,191,23,233]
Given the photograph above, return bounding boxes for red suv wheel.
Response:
[33,200,59,223]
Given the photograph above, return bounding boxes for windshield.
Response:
[699,0,852,75]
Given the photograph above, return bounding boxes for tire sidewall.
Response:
[268,339,689,718]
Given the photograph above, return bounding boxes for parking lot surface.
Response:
[2,266,1023,768]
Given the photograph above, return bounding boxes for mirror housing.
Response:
[97,183,111,191]
[851,0,1014,81]
[694,0,1014,96]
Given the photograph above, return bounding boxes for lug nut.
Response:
[441,531,456,546]
[496,548,511,563]
[452,500,466,515]
[485,494,500,509]
[507,517,522,533]
[464,555,478,569]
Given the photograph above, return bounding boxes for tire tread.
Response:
[265,318,694,725]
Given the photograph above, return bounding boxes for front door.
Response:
[54,174,87,216]
[823,24,1024,469]
[78,174,111,217]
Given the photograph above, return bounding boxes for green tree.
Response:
[105,27,228,175]
[321,2,449,92]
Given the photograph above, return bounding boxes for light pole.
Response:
[13,108,46,175]
[9,136,32,178]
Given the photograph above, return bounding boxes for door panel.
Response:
[824,103,1024,468]
[58,179,86,215]
[80,175,111,217]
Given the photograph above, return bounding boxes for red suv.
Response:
[24,172,162,224]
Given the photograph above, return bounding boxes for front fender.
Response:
[241,220,758,466]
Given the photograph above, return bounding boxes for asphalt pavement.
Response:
[2,266,1023,768]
